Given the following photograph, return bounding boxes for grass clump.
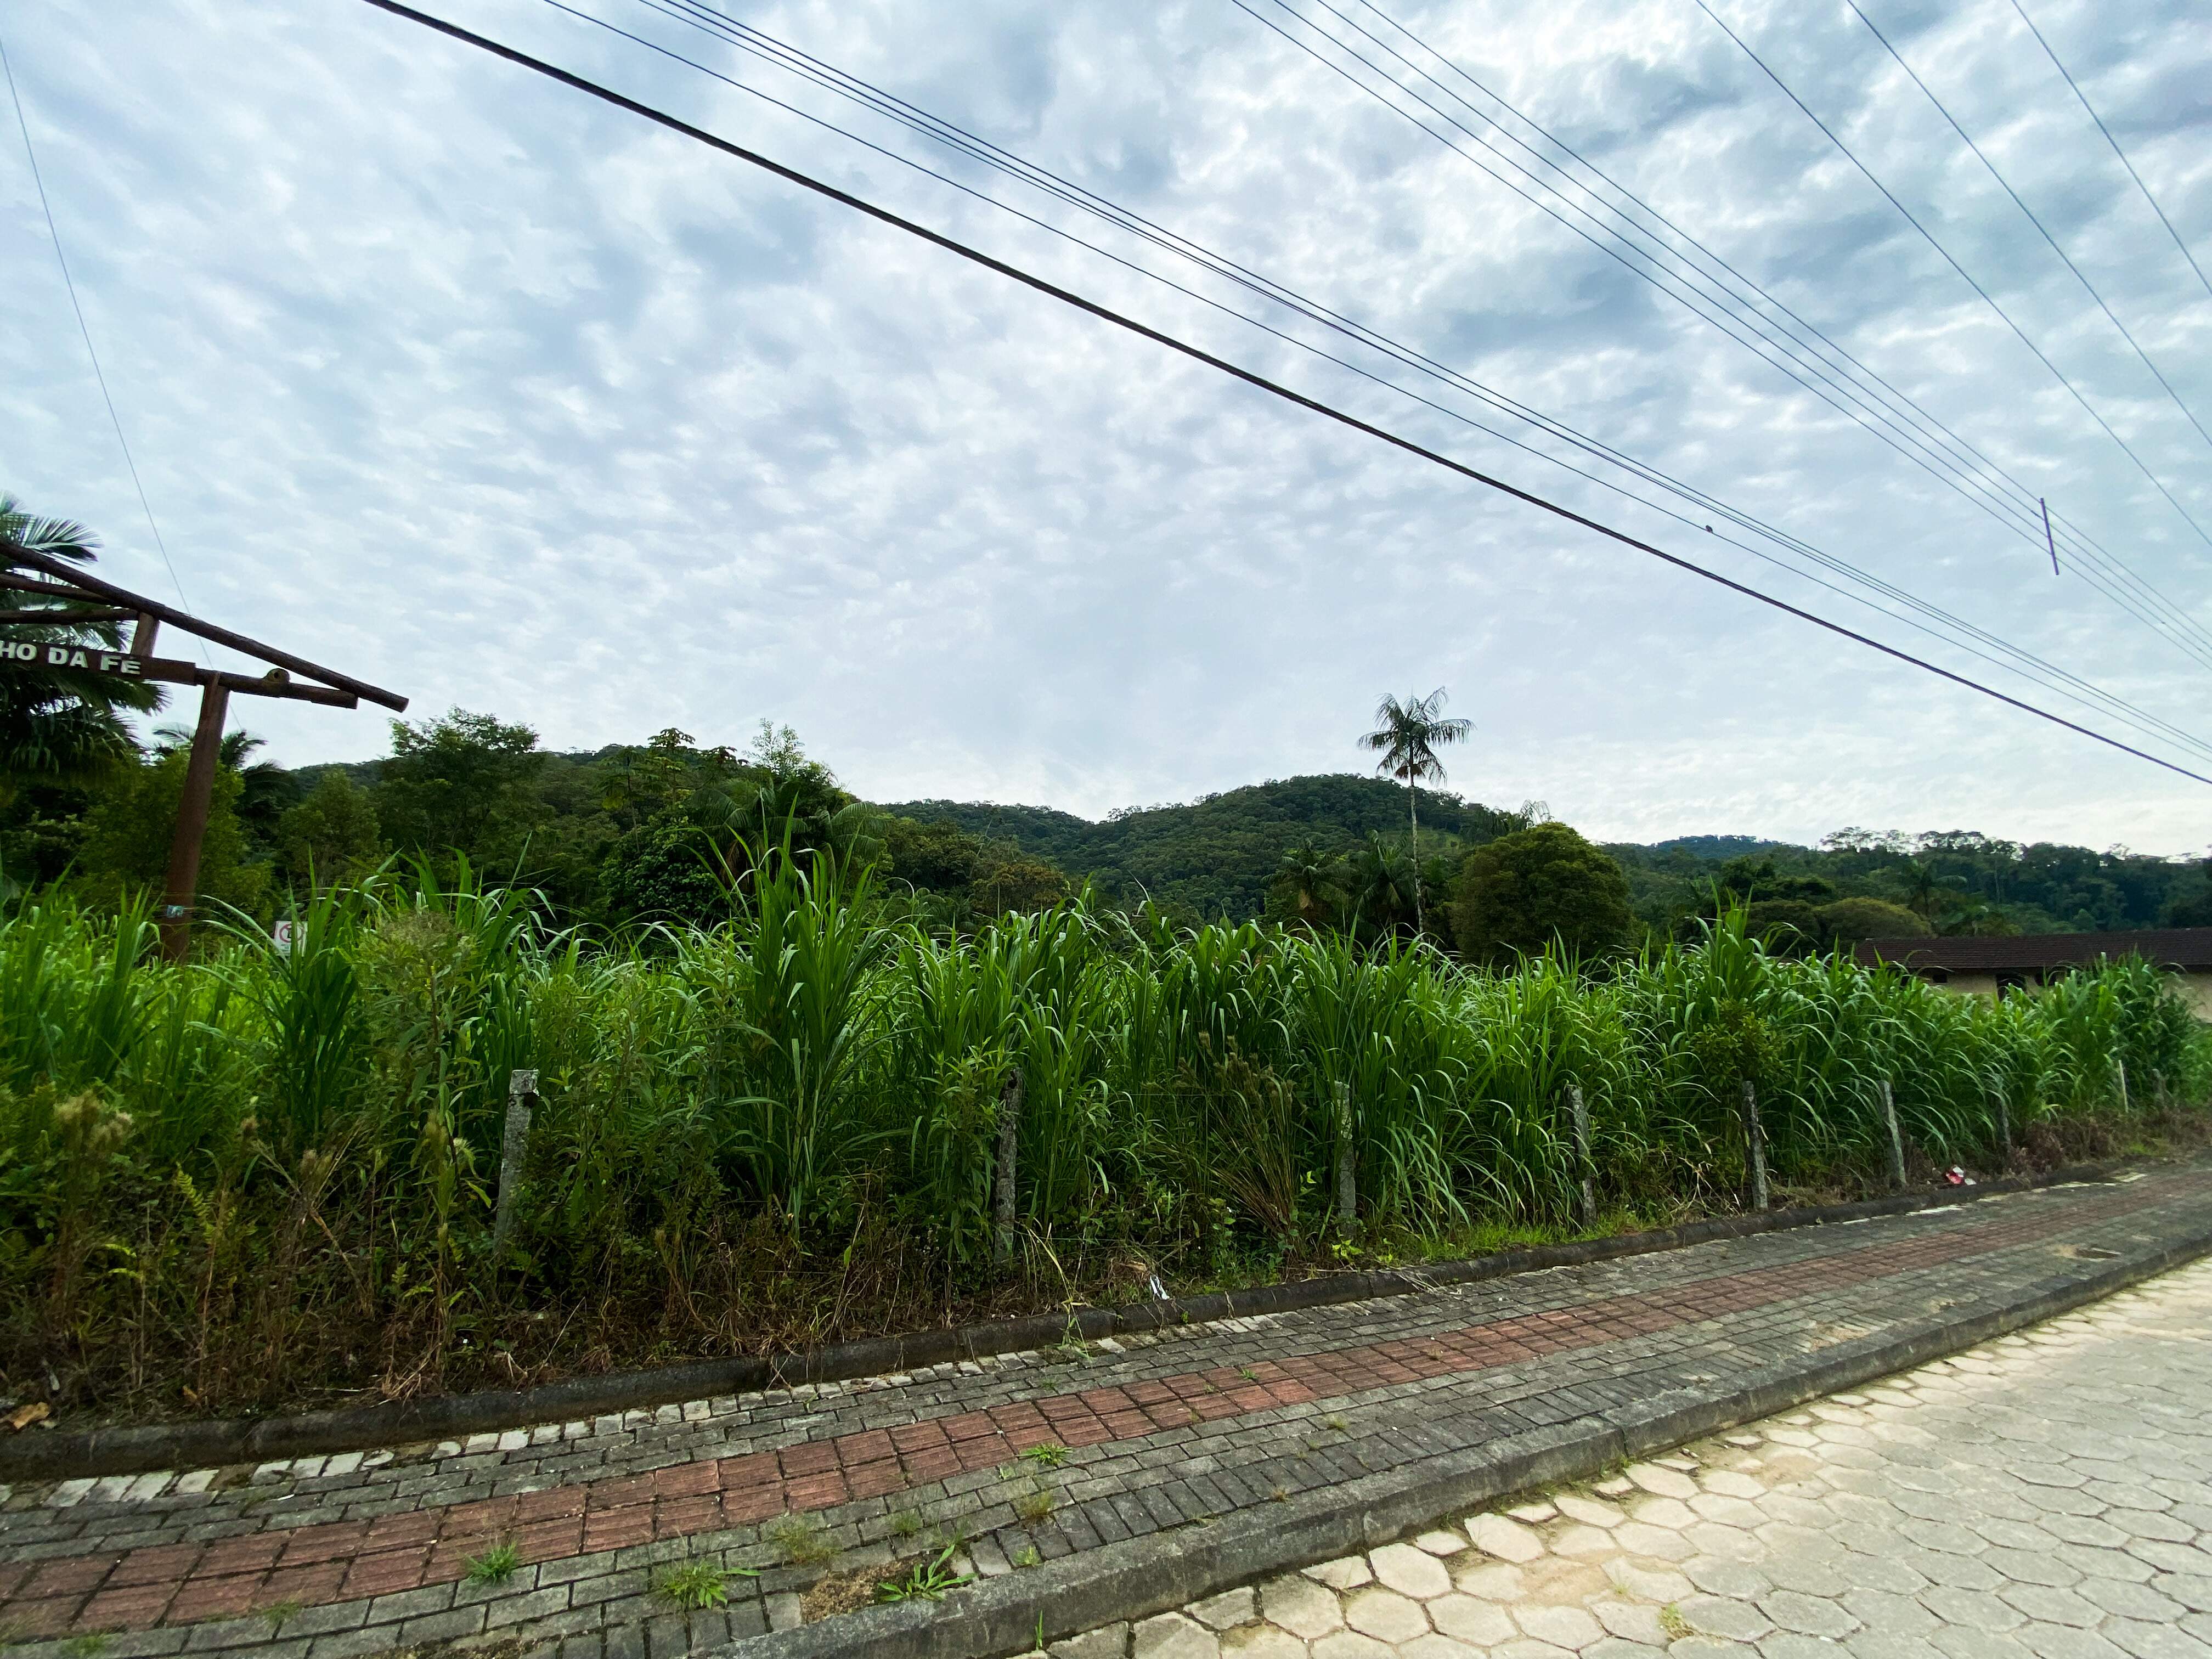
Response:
[653,1559,757,1610]
[876,1542,974,1604]
[463,1543,521,1585]
[766,1515,839,1568]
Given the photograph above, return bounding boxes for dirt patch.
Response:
[801,1553,927,1622]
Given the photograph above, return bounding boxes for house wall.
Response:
[1922,967,2212,1019]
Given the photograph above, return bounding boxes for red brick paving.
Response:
[0,1176,2182,1640]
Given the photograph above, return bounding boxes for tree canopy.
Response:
[1449,822,1636,964]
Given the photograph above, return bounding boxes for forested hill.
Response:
[883,774,1532,918]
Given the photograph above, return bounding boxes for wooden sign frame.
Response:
[0,539,408,957]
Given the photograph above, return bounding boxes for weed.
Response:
[1239,1366,1260,1382]
[1661,1604,1694,1641]
[1324,1415,1348,1432]
[1019,1442,1069,1469]
[889,1509,925,1540]
[1014,1485,1056,1526]
[1269,1484,1290,1502]
[654,1559,757,1610]
[463,1542,521,1585]
[766,1515,838,1568]
[1012,1544,1041,1568]
[61,1637,109,1659]
[875,1541,974,1604]
[259,1598,304,1634]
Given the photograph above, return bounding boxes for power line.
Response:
[603,0,2212,761]
[1844,0,2211,455]
[353,0,2212,789]
[0,26,200,642]
[2007,0,2212,306]
[1690,0,2212,558]
[1264,0,2212,671]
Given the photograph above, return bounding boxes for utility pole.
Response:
[0,540,407,958]
[2041,499,2059,575]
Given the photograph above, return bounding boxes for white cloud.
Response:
[3,0,2208,850]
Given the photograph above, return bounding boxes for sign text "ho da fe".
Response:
[0,641,147,675]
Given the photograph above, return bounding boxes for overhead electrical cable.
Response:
[2006,0,2212,306]
[1339,0,2212,658]
[601,0,2212,757]
[1689,0,2212,559]
[1,26,201,641]
[1250,0,2212,671]
[352,0,2212,789]
[1844,0,2212,454]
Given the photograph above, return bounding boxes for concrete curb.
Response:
[0,1159,2128,1481]
[714,1198,2212,1659]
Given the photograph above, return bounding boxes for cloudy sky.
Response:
[4,0,2209,850]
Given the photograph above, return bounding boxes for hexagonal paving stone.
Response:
[1756,1588,1860,1639]
[1133,1612,1223,1659]
[1554,1494,1626,1528]
[1261,1573,1346,1639]
[1342,1587,1430,1645]
[1452,1559,1526,1600]
[1307,1555,1374,1591]
[1430,1593,1515,1644]
[1466,1514,1546,1563]
[1219,1628,1305,1659]
[1310,1633,1394,1659]
[1370,1544,1453,1601]
[1511,1603,1604,1650]
[1624,1463,1696,1500]
[1610,1522,1694,1563]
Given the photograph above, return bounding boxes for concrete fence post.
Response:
[1334,1080,1357,1235]
[1879,1079,1908,1191]
[1568,1084,1595,1229]
[994,1068,1025,1269]
[1742,1079,1769,1213]
[492,1069,536,1269]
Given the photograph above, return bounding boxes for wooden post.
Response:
[2117,1056,2130,1114]
[492,1069,537,1269]
[159,676,230,961]
[1568,1084,1595,1229]
[128,612,159,657]
[994,1068,1024,1268]
[1334,1080,1357,1235]
[1879,1080,1907,1191]
[1741,1079,1768,1212]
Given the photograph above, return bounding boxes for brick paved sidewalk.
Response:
[3,1167,2209,1659]
[1098,1254,2212,1659]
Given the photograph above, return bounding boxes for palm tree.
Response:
[1358,688,1472,934]
[1272,840,1346,929]
[1345,833,1417,942]
[0,496,162,800]
[153,725,289,833]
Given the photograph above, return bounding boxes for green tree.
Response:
[77,752,269,917]
[1450,822,1634,964]
[1268,840,1347,929]
[1345,833,1417,941]
[1816,896,1930,943]
[0,496,163,800]
[1358,689,1472,935]
[599,812,729,927]
[155,725,289,842]
[969,855,1068,916]
[374,709,547,870]
[276,771,384,890]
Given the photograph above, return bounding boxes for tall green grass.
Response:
[2,868,2204,1413]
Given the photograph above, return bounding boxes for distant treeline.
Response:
[4,706,2207,945]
